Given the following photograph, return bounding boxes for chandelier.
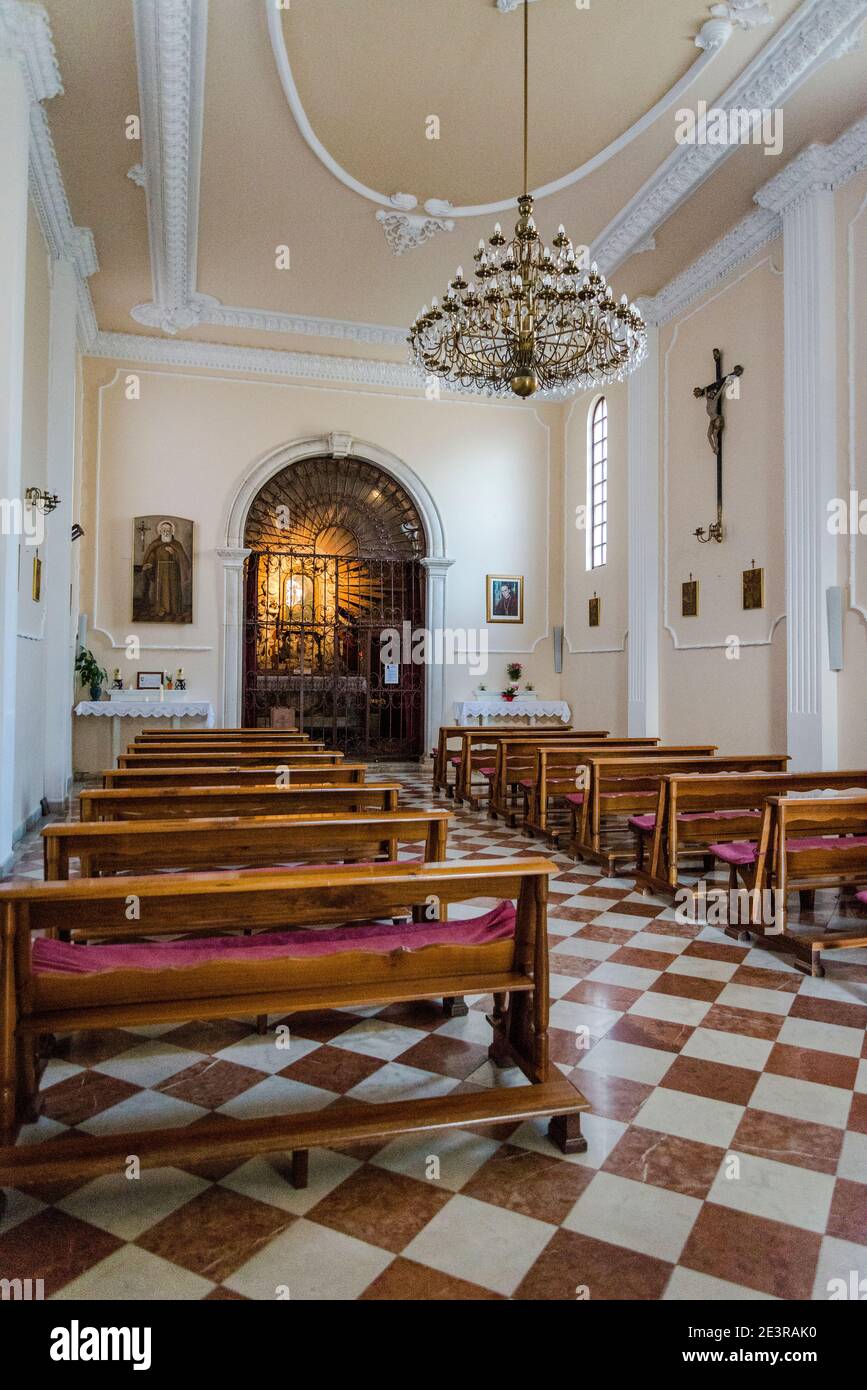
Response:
[409,0,647,398]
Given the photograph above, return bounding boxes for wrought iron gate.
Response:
[242,549,425,759]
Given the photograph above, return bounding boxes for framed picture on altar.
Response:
[486,574,524,624]
[136,671,163,690]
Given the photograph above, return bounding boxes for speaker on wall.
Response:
[826,586,843,672]
[553,625,563,674]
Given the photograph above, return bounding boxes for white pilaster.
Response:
[758,152,839,770]
[420,556,455,754]
[627,325,660,736]
[42,258,78,808]
[217,546,250,724]
[0,52,30,868]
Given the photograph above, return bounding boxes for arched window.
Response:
[587,396,608,570]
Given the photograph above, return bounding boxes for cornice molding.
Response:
[201,302,407,348]
[593,0,867,276]
[130,0,210,333]
[0,0,99,350]
[640,110,867,326]
[640,208,781,326]
[756,112,867,213]
[88,329,427,392]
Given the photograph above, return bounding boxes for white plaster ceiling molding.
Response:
[755,112,867,211]
[638,110,867,327]
[130,0,216,334]
[265,0,750,255]
[592,0,867,277]
[89,330,428,392]
[201,303,407,349]
[0,0,99,349]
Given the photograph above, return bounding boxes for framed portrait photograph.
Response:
[133,515,194,624]
[588,594,601,627]
[136,671,163,690]
[486,573,524,624]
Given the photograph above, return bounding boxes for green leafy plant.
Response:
[506,661,523,682]
[501,684,519,701]
[75,647,108,698]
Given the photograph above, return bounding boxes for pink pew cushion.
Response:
[449,756,461,766]
[32,902,517,976]
[857,891,867,905]
[628,809,762,833]
[711,834,867,868]
[710,841,757,866]
[480,767,495,779]
[564,793,585,806]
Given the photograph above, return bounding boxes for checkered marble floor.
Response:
[1,765,865,1301]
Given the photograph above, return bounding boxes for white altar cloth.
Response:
[453,698,570,725]
[74,700,215,759]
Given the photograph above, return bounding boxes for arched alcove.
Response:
[219,436,453,753]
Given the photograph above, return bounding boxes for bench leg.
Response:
[290,1150,309,1189]
[548,1112,587,1155]
[799,889,815,911]
[442,996,468,1018]
[255,1014,268,1035]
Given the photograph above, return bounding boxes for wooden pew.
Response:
[449,728,610,808]
[634,769,863,896]
[127,733,319,756]
[432,724,578,799]
[523,744,718,845]
[43,810,451,886]
[116,750,343,769]
[489,736,659,826]
[707,793,867,971]
[568,753,787,871]
[136,727,301,738]
[102,764,367,790]
[0,860,589,1201]
[81,782,399,823]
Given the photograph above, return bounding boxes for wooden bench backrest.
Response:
[117,750,342,768]
[2,857,555,963]
[128,740,319,754]
[80,781,400,822]
[661,769,867,815]
[433,724,577,784]
[42,810,451,885]
[136,727,300,738]
[762,794,867,894]
[102,764,366,789]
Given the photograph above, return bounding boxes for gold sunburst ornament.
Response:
[409,0,647,399]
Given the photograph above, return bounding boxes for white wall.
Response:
[14,206,51,834]
[77,361,564,761]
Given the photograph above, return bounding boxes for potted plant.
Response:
[501,684,519,702]
[506,661,523,683]
[75,647,108,702]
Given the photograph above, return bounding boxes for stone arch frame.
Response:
[218,434,453,751]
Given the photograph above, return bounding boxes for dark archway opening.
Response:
[242,454,426,759]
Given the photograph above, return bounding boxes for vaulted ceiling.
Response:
[28,0,867,372]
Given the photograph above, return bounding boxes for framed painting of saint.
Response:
[132,515,194,623]
[486,573,524,624]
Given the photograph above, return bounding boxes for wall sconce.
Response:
[25,487,61,514]
[71,523,85,542]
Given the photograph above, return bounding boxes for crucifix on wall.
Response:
[693,346,744,544]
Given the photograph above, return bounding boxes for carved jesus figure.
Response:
[693,359,744,455]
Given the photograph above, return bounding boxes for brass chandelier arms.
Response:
[408,0,647,400]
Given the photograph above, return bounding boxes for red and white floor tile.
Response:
[1,766,865,1300]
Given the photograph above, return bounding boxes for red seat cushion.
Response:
[32,903,517,975]
[857,891,867,905]
[480,767,495,779]
[629,809,761,833]
[564,793,585,806]
[449,756,461,766]
[710,841,757,865]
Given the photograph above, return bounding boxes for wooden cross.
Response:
[693,346,744,544]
